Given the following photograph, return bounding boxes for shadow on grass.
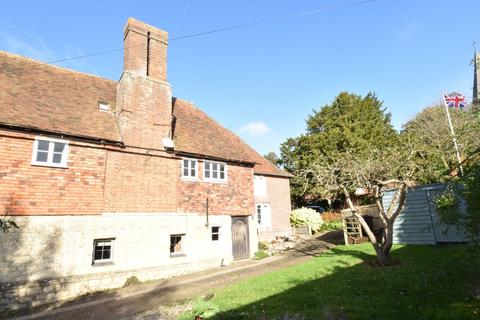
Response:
[193,245,479,320]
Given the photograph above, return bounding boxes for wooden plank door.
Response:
[232,217,249,260]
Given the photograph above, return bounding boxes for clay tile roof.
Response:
[0,51,121,142]
[0,51,291,178]
[172,99,292,178]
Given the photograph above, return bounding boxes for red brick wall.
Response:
[266,176,292,234]
[103,150,177,212]
[1,130,256,217]
[177,159,254,216]
[0,130,106,215]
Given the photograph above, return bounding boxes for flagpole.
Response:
[441,90,464,175]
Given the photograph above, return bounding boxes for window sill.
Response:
[181,177,199,182]
[31,162,68,169]
[169,253,186,258]
[203,179,228,184]
[92,261,114,267]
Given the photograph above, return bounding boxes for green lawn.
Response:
[181,244,480,320]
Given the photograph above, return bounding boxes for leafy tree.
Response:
[434,150,480,242]
[264,152,280,166]
[280,92,397,206]
[280,92,415,265]
[402,105,480,183]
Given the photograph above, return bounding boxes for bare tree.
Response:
[300,145,417,265]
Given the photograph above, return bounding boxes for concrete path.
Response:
[6,232,340,320]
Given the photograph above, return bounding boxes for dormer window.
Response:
[98,102,110,111]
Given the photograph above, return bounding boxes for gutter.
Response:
[0,123,124,147]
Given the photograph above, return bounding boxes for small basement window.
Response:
[204,161,227,182]
[170,234,185,256]
[92,238,114,264]
[98,102,110,111]
[182,158,198,179]
[211,226,220,241]
[31,137,69,168]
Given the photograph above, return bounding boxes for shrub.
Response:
[290,207,323,232]
[123,276,141,287]
[254,250,269,260]
[258,241,269,251]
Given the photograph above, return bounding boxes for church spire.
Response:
[473,51,480,104]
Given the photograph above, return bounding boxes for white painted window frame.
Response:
[92,238,115,265]
[170,234,185,257]
[181,158,198,180]
[31,136,69,168]
[98,101,110,112]
[256,204,263,225]
[211,226,221,242]
[203,160,227,183]
[256,203,272,228]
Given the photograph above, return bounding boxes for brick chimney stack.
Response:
[116,18,173,149]
[123,18,168,81]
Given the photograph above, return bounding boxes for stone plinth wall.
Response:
[0,213,242,311]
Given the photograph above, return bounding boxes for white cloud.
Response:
[239,121,271,137]
[0,31,55,62]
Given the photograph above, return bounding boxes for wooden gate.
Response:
[231,217,249,260]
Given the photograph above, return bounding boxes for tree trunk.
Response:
[342,183,408,266]
[376,224,394,265]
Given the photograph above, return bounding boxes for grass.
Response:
[319,219,343,232]
[181,244,480,320]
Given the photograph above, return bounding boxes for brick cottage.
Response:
[0,18,292,309]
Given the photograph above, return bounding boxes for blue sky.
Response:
[1,0,479,155]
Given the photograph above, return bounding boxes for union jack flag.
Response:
[444,92,467,109]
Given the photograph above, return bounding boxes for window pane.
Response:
[94,240,112,261]
[212,226,220,233]
[257,205,262,224]
[205,168,210,178]
[53,142,65,153]
[94,248,103,260]
[37,140,49,151]
[220,164,225,172]
[212,170,218,179]
[183,160,188,169]
[220,171,225,179]
[183,168,189,176]
[36,151,48,162]
[102,247,111,259]
[212,234,219,241]
[212,163,218,171]
[52,153,62,164]
[190,168,195,176]
[170,235,183,253]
